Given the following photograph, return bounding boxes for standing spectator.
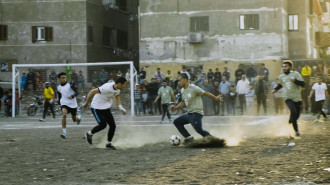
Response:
[207,69,214,84]
[309,77,317,114]
[4,91,12,117]
[309,76,328,122]
[214,68,222,83]
[212,81,220,115]
[26,68,36,91]
[20,73,27,90]
[245,84,255,109]
[223,67,230,82]
[228,85,237,115]
[125,69,130,81]
[153,68,165,80]
[194,67,206,86]
[138,66,146,84]
[99,69,109,85]
[108,72,116,82]
[315,63,324,76]
[77,70,85,92]
[165,70,174,87]
[301,64,312,82]
[235,64,245,85]
[180,66,190,80]
[141,85,149,115]
[49,69,57,97]
[71,70,78,85]
[39,82,55,122]
[92,71,99,87]
[64,62,72,83]
[258,63,269,81]
[236,75,250,115]
[255,75,268,115]
[271,78,284,114]
[35,72,43,91]
[154,80,175,123]
[0,86,3,112]
[273,61,305,136]
[134,84,143,115]
[301,76,311,113]
[146,78,159,115]
[201,80,214,116]
[326,75,330,115]
[246,64,257,83]
[187,69,197,81]
[219,76,231,116]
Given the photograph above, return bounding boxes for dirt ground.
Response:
[0,116,329,185]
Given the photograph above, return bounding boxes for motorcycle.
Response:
[27,96,62,116]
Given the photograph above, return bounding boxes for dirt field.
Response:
[0,115,329,185]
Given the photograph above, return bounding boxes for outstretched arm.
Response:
[203,91,223,101]
[82,88,99,108]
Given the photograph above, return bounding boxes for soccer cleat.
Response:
[295,131,301,137]
[85,132,92,145]
[106,143,116,150]
[183,136,194,145]
[76,114,81,125]
[39,119,45,122]
[159,120,164,124]
[60,133,66,139]
[168,119,172,123]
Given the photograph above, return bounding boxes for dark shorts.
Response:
[61,105,77,116]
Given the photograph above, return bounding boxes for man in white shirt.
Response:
[309,76,328,122]
[57,72,81,139]
[236,75,250,115]
[83,76,128,150]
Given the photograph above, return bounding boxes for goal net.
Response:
[11,61,137,117]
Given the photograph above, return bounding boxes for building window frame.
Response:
[288,14,299,31]
[0,25,8,40]
[32,26,53,43]
[88,26,94,43]
[239,14,259,30]
[190,16,209,32]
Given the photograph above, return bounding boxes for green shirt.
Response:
[181,84,205,115]
[158,86,174,104]
[65,66,72,82]
[278,71,304,102]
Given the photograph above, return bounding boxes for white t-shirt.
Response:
[312,83,327,102]
[236,79,250,94]
[91,82,120,110]
[57,83,78,108]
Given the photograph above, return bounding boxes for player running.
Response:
[170,73,222,144]
[83,76,128,150]
[272,60,305,136]
[57,72,81,139]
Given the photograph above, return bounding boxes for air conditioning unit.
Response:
[187,32,205,43]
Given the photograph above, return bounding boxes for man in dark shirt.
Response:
[139,66,146,84]
[235,64,245,85]
[246,64,257,83]
[146,78,159,115]
[214,68,222,83]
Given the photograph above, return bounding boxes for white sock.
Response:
[88,131,92,135]
[106,141,112,145]
[62,128,66,134]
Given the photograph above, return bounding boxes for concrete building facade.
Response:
[0,0,139,81]
[139,0,329,81]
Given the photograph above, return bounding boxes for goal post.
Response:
[11,61,137,117]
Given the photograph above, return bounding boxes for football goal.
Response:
[11,61,137,117]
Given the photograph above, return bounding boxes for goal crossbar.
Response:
[12,61,137,117]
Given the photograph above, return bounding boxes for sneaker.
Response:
[159,120,164,124]
[76,114,81,125]
[183,136,194,145]
[60,133,66,139]
[106,143,116,150]
[39,118,45,122]
[295,131,301,137]
[85,132,92,145]
[168,119,172,123]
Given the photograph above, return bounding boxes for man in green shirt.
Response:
[171,73,222,143]
[154,80,175,124]
[273,60,305,136]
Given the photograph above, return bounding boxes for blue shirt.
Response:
[219,81,231,95]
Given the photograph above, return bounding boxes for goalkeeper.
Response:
[83,76,128,150]
[39,82,55,122]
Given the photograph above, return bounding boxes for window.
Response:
[239,14,259,30]
[0,25,8,40]
[190,16,209,32]
[32,26,53,43]
[288,15,299,31]
[117,30,128,49]
[103,26,117,48]
[88,26,94,43]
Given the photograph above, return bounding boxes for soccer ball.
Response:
[170,135,181,146]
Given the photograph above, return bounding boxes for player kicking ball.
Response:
[83,76,127,150]
[170,73,223,144]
